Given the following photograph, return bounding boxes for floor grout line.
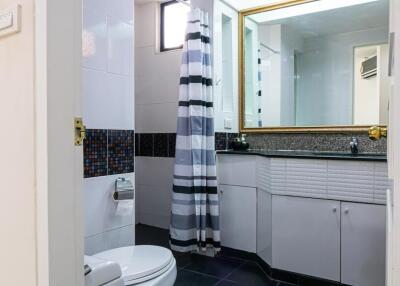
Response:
[178,268,223,280]
[217,259,248,282]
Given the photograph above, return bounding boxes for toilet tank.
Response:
[84,255,124,286]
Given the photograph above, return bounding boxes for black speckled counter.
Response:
[217,150,387,162]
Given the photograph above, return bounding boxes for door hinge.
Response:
[74,117,86,146]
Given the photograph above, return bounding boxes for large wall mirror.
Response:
[239,0,390,132]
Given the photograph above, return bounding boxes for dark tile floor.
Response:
[136,224,297,286]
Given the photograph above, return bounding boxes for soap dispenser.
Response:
[231,134,250,151]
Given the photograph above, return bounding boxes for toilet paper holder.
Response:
[114,177,134,201]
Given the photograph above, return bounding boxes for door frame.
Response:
[388,0,400,284]
[35,0,84,285]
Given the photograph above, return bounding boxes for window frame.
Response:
[160,0,187,52]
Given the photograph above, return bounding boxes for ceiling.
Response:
[249,0,389,38]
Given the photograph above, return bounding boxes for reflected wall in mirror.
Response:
[240,0,390,132]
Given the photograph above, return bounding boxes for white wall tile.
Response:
[83,69,133,129]
[85,233,105,255]
[137,185,172,217]
[84,173,135,237]
[135,157,174,229]
[136,102,178,133]
[83,8,107,71]
[104,225,135,250]
[135,157,175,187]
[137,185,172,229]
[107,17,134,75]
[83,0,135,256]
[135,3,156,48]
[135,48,181,105]
[83,68,108,128]
[134,2,181,135]
[84,0,106,15]
[84,225,135,255]
[83,69,134,129]
[106,73,134,129]
[107,0,134,25]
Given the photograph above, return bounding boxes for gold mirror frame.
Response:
[238,0,387,133]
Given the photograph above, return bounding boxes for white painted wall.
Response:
[0,0,37,284]
[82,0,135,255]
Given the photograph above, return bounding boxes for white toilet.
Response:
[85,245,177,286]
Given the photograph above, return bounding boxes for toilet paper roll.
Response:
[113,190,134,201]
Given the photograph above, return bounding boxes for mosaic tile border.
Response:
[84,129,134,178]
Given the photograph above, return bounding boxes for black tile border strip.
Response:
[135,132,239,158]
[84,129,135,178]
[221,247,351,286]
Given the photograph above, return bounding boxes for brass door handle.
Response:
[368,126,387,141]
[75,117,87,146]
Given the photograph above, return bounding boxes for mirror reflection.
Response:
[243,0,389,129]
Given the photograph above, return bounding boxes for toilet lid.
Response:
[93,246,173,283]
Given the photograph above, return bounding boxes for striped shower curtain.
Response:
[169,8,220,253]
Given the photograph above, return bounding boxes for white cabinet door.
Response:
[220,185,257,252]
[257,189,272,265]
[272,196,341,281]
[341,202,386,286]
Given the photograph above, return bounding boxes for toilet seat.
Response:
[93,246,174,285]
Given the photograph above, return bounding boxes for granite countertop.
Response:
[217,149,387,162]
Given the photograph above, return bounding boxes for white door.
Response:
[341,203,386,286]
[35,0,84,285]
[220,185,257,252]
[272,196,341,281]
[386,0,400,285]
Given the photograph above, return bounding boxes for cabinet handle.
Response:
[332,207,337,213]
[344,209,349,214]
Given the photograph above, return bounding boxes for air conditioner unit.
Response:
[361,55,377,79]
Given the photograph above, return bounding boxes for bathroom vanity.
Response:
[213,0,392,284]
[217,152,388,286]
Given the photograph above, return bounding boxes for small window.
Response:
[160,0,191,52]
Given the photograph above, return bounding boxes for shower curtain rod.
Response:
[260,43,280,54]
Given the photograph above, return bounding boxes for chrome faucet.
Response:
[350,137,359,155]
